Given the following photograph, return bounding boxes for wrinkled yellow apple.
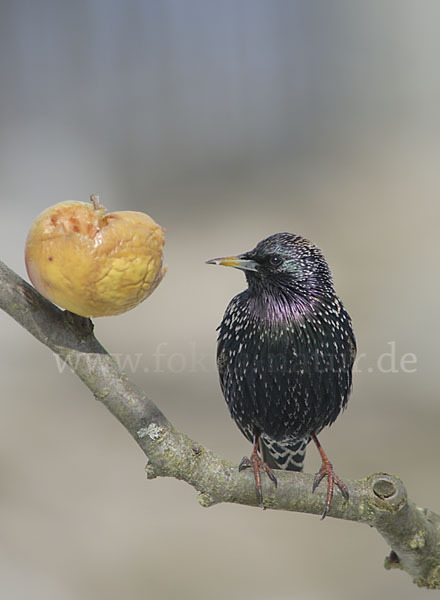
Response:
[25,197,166,317]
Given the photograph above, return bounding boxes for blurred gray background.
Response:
[1,1,439,599]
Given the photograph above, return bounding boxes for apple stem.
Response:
[90,194,100,210]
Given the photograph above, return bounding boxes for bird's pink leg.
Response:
[311,433,349,519]
[239,433,277,506]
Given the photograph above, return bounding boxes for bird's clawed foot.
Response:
[239,435,277,506]
[311,433,349,520]
[312,460,349,519]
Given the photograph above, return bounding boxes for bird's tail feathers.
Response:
[260,435,309,472]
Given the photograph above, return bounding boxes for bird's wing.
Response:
[216,342,227,397]
[348,327,357,368]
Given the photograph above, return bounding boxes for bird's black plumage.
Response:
[208,232,356,515]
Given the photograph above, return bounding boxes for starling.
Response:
[207,232,356,518]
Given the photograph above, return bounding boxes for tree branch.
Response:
[1,259,439,589]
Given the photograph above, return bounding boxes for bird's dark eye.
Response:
[269,255,282,267]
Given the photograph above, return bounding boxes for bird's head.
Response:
[207,232,333,297]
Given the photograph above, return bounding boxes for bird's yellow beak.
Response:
[206,255,258,272]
